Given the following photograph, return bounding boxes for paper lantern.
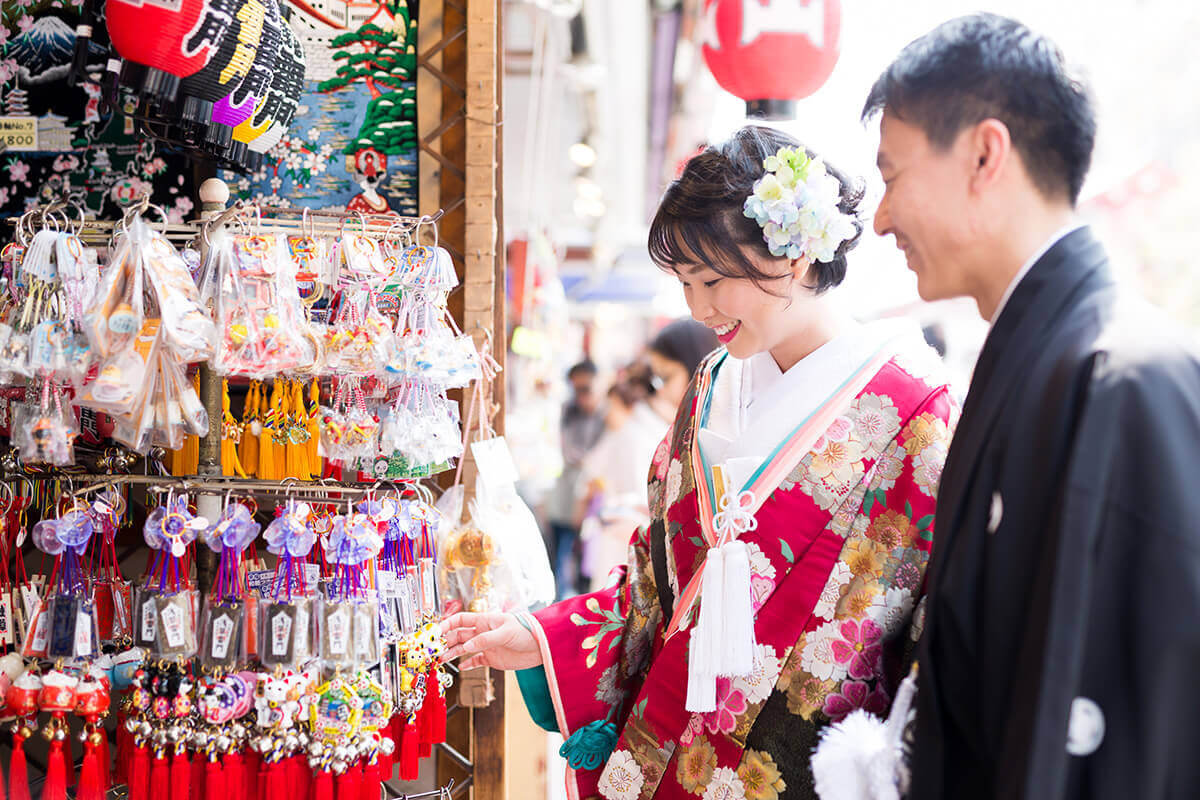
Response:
[210,0,273,130]
[105,0,215,102]
[245,15,306,164]
[701,0,841,119]
[176,0,242,143]
[231,0,287,155]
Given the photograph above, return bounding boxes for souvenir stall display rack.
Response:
[0,180,513,800]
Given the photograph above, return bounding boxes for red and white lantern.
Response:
[701,0,842,119]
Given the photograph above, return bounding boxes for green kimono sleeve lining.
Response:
[516,666,559,733]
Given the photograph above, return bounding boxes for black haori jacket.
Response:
[910,227,1200,799]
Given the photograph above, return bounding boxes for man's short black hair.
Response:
[862,13,1096,206]
[567,360,597,380]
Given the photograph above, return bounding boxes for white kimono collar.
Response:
[697,319,916,493]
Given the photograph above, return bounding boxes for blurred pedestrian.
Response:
[546,360,604,599]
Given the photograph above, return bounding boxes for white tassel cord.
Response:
[685,546,725,712]
[717,539,756,677]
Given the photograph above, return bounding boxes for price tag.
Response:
[0,117,37,152]
[212,614,235,659]
[0,593,12,648]
[325,604,349,656]
[22,600,48,657]
[271,609,293,656]
[160,601,185,648]
[470,436,519,489]
[139,595,158,644]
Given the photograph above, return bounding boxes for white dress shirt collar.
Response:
[990,222,1087,325]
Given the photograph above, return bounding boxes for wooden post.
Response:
[194,176,229,597]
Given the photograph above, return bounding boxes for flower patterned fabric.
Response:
[529,342,956,800]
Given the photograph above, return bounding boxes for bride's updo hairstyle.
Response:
[648,125,865,295]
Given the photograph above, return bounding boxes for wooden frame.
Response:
[419,1,512,798]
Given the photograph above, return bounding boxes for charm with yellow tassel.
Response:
[239,380,261,477]
[220,380,248,478]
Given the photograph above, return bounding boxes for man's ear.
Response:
[968,118,1012,194]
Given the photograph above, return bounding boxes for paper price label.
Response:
[141,598,158,642]
[19,584,39,623]
[0,594,10,648]
[212,614,235,659]
[327,606,349,655]
[271,611,293,656]
[160,602,185,647]
[470,436,519,489]
[74,607,92,657]
[23,603,48,656]
[294,603,310,658]
[0,117,37,152]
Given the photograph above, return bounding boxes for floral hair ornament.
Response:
[743,146,858,264]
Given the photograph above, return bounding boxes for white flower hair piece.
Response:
[743,146,858,264]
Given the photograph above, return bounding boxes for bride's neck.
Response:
[768,304,855,372]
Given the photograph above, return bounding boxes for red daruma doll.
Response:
[106,0,225,104]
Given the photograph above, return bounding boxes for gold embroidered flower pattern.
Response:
[866,509,915,550]
[809,436,865,485]
[844,538,887,578]
[737,749,787,800]
[676,735,718,794]
[786,674,835,719]
[902,412,949,456]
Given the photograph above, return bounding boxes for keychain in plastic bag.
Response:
[13,381,77,466]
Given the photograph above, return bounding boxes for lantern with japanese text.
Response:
[176,0,241,145]
[105,0,220,102]
[701,0,841,120]
[242,17,307,170]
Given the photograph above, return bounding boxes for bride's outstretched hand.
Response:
[440,612,543,671]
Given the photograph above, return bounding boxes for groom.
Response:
[863,13,1200,800]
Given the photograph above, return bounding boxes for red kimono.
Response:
[526,332,957,800]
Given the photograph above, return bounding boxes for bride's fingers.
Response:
[459,654,488,671]
[459,627,512,656]
[441,626,478,648]
[441,612,499,635]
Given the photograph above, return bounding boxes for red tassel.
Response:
[66,737,77,788]
[244,749,261,800]
[99,729,113,791]
[334,762,360,800]
[77,739,104,800]
[172,749,191,800]
[0,741,7,800]
[206,758,226,800]
[289,755,309,800]
[264,759,285,800]
[43,737,68,800]
[191,752,206,800]
[151,752,171,800]
[430,685,447,744]
[223,752,243,800]
[399,720,420,782]
[129,742,152,800]
[8,734,30,800]
[313,771,333,800]
[114,722,131,786]
[360,759,383,800]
